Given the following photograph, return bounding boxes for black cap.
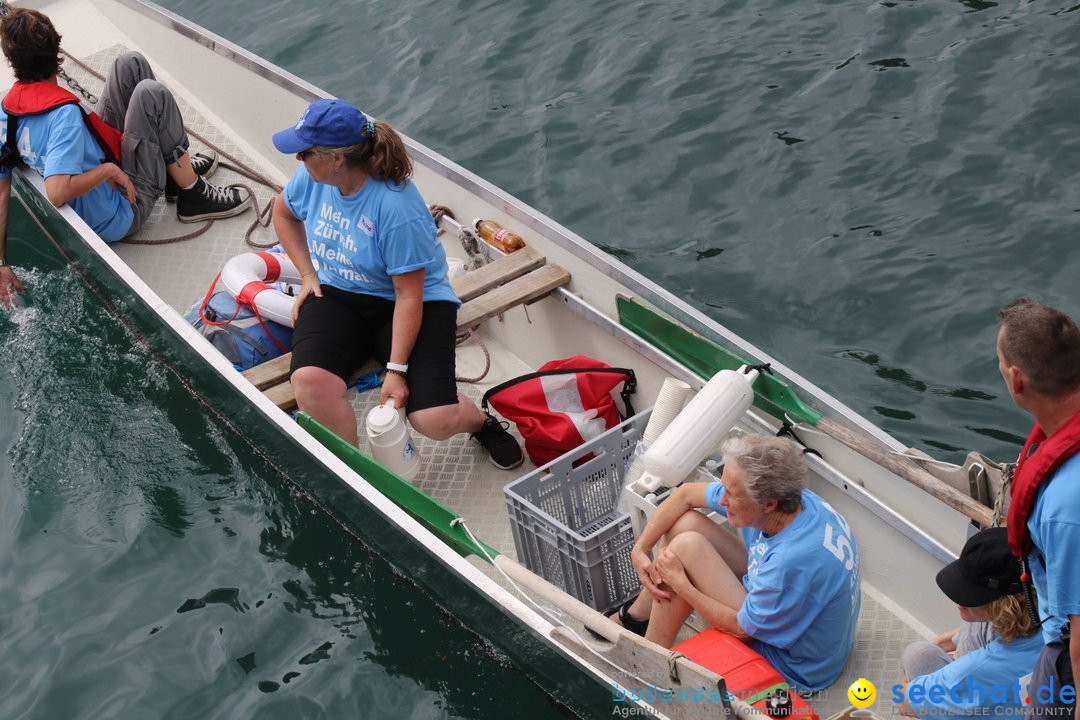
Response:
[936,527,1023,607]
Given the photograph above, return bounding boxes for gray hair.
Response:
[721,434,807,514]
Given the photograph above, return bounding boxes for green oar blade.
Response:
[617,298,822,426]
[297,412,499,561]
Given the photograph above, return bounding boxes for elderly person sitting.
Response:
[612,434,861,692]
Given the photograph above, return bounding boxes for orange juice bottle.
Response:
[473,218,526,253]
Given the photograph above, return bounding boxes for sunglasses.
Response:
[297,148,336,161]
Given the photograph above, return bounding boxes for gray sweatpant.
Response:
[902,622,996,679]
[92,51,190,236]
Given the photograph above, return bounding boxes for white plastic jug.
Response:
[366,404,421,481]
[633,366,759,493]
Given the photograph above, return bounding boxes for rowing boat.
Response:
[2,1,1010,717]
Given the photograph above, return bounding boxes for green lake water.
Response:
[3,0,1079,717]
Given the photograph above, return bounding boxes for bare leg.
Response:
[166,154,197,188]
[407,393,486,440]
[645,529,748,646]
[619,511,748,631]
[292,366,358,445]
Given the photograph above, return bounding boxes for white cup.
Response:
[446,257,467,281]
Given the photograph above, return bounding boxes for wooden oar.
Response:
[617,298,994,528]
[816,415,993,526]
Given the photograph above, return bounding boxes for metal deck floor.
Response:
[66,44,927,720]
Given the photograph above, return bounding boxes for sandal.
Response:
[611,597,649,637]
[584,596,649,640]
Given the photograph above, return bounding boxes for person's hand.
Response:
[428,204,454,234]
[105,163,136,204]
[0,265,24,308]
[654,546,690,596]
[291,272,323,325]
[631,545,673,601]
[379,370,409,409]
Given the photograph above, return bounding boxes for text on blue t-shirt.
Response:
[283,165,458,305]
[704,481,861,691]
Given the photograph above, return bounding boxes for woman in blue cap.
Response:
[270,98,522,469]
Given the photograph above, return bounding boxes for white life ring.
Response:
[220,252,302,328]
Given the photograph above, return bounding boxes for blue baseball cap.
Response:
[272,98,368,153]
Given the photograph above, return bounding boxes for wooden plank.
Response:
[265,380,298,411]
[456,264,571,330]
[450,246,545,302]
[242,352,292,390]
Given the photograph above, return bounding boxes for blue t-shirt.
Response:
[283,165,458,305]
[1027,452,1080,644]
[907,633,1043,716]
[704,483,861,691]
[0,103,133,242]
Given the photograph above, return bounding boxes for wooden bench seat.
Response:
[242,247,570,411]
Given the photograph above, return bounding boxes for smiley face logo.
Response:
[847,678,877,708]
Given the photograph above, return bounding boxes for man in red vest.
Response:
[997,299,1080,719]
[0,7,251,304]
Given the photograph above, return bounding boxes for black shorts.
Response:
[290,285,459,413]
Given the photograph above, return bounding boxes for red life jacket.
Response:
[1,81,122,165]
[1007,408,1080,559]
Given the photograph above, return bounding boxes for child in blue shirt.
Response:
[898,528,1043,716]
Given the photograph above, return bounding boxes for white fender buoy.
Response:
[635,365,759,492]
[220,252,302,328]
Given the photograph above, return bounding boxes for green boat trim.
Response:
[297,412,500,561]
[617,297,822,426]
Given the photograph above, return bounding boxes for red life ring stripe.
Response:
[238,280,270,308]
[257,252,282,283]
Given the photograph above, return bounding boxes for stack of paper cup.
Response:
[642,377,694,444]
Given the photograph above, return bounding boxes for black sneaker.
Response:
[165,151,219,202]
[176,178,252,223]
[472,413,523,470]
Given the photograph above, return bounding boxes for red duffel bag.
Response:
[481,355,636,467]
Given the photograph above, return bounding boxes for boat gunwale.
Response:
[108,0,908,456]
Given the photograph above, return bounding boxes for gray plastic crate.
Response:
[504,409,651,613]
